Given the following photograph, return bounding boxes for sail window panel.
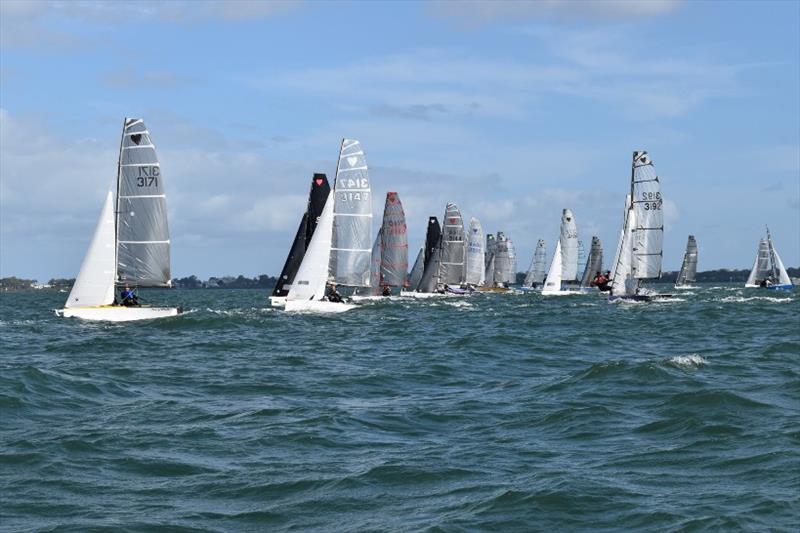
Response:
[117,242,170,286]
[118,196,170,242]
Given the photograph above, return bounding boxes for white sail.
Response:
[610,201,638,297]
[631,151,663,280]
[493,232,515,284]
[745,238,770,287]
[675,235,698,287]
[542,240,563,295]
[64,190,117,308]
[768,229,792,286]
[465,217,485,286]
[329,139,372,287]
[609,195,631,282]
[560,209,579,280]
[438,203,466,285]
[288,190,335,302]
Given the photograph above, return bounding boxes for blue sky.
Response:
[1,0,798,280]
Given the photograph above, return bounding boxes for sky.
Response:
[1,0,798,281]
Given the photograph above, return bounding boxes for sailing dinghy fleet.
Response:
[57,126,795,320]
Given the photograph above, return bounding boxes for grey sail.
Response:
[524,239,547,287]
[438,203,466,285]
[580,236,603,288]
[329,139,372,287]
[631,151,663,280]
[493,232,515,284]
[116,118,171,286]
[380,192,408,287]
[675,235,698,287]
[417,236,442,293]
[485,233,496,269]
[407,246,424,290]
[368,229,383,296]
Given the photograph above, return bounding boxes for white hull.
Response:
[268,296,287,307]
[56,306,181,322]
[284,300,356,313]
[542,290,584,296]
[674,284,696,290]
[400,291,449,299]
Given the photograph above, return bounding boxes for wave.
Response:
[665,354,708,369]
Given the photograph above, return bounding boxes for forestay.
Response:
[116,118,171,286]
[675,235,698,287]
[438,203,466,285]
[465,217,485,286]
[65,190,117,308]
[580,236,603,288]
[631,151,663,280]
[329,139,372,287]
[380,192,408,287]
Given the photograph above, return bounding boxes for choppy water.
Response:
[1,285,799,531]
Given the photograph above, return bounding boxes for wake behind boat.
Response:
[56,118,180,322]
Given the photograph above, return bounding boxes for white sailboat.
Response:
[609,151,670,302]
[465,217,485,287]
[542,209,582,295]
[285,139,372,312]
[745,228,793,290]
[674,235,698,289]
[56,118,180,321]
[522,240,547,290]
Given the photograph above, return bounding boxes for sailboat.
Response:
[269,173,330,307]
[465,217,485,287]
[407,246,424,291]
[439,203,467,293]
[609,151,670,302]
[745,228,793,290]
[358,192,408,299]
[478,231,515,292]
[674,235,698,289]
[542,209,582,296]
[579,236,604,291]
[522,240,547,290]
[56,118,180,321]
[409,216,442,295]
[285,139,372,312]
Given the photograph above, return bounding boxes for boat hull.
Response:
[284,300,356,313]
[766,284,794,291]
[56,306,181,322]
[268,296,287,307]
[609,293,675,303]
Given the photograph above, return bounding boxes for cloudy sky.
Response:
[1,0,798,280]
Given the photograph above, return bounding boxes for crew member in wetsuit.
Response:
[382,285,391,297]
[593,271,612,292]
[327,283,343,303]
[119,284,140,306]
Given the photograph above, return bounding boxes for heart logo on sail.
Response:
[346,156,358,167]
[315,178,324,186]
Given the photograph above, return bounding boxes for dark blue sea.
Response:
[2,285,799,531]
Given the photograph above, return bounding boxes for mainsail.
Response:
[329,139,372,287]
[580,236,603,288]
[465,217,485,286]
[417,236,442,293]
[523,239,547,287]
[380,192,408,287]
[485,234,496,269]
[560,209,579,281]
[745,239,770,287]
[116,118,171,286]
[416,216,441,291]
[407,246,424,290]
[493,232,516,284]
[675,235,698,287]
[438,203,466,285]
[273,173,330,297]
[368,229,383,295]
[65,190,117,308]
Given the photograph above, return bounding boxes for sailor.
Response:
[120,284,139,307]
[382,286,391,297]
[327,283,343,303]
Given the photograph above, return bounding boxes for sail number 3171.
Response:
[136,166,160,187]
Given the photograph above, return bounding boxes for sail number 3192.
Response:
[641,191,662,210]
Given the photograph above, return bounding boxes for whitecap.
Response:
[667,354,708,368]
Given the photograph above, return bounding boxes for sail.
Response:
[116,118,171,286]
[273,174,331,297]
[577,240,586,275]
[542,240,563,295]
[485,234,496,269]
[380,192,408,287]
[767,229,792,286]
[610,201,638,297]
[369,229,383,295]
[746,239,770,286]
[560,209,579,281]
[609,195,631,282]
[424,216,441,268]
[524,240,547,287]
[492,233,516,284]
[438,203,466,285]
[580,236,603,288]
[329,139,372,287]
[631,151,663,280]
[417,236,442,293]
[675,235,698,287]
[407,246,424,290]
[465,217,485,285]
[484,252,496,286]
[65,190,117,308]
[288,190,335,301]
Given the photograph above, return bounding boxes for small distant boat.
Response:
[414,216,443,294]
[56,118,180,321]
[579,236,604,292]
[465,217,485,288]
[745,228,793,290]
[543,209,582,296]
[609,151,672,302]
[269,173,330,307]
[285,139,372,313]
[479,231,515,292]
[415,204,467,294]
[357,192,408,299]
[521,239,546,290]
[674,235,698,289]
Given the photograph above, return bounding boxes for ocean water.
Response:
[1,285,798,532]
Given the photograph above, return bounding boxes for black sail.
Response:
[423,216,441,268]
[416,216,441,292]
[272,173,331,297]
